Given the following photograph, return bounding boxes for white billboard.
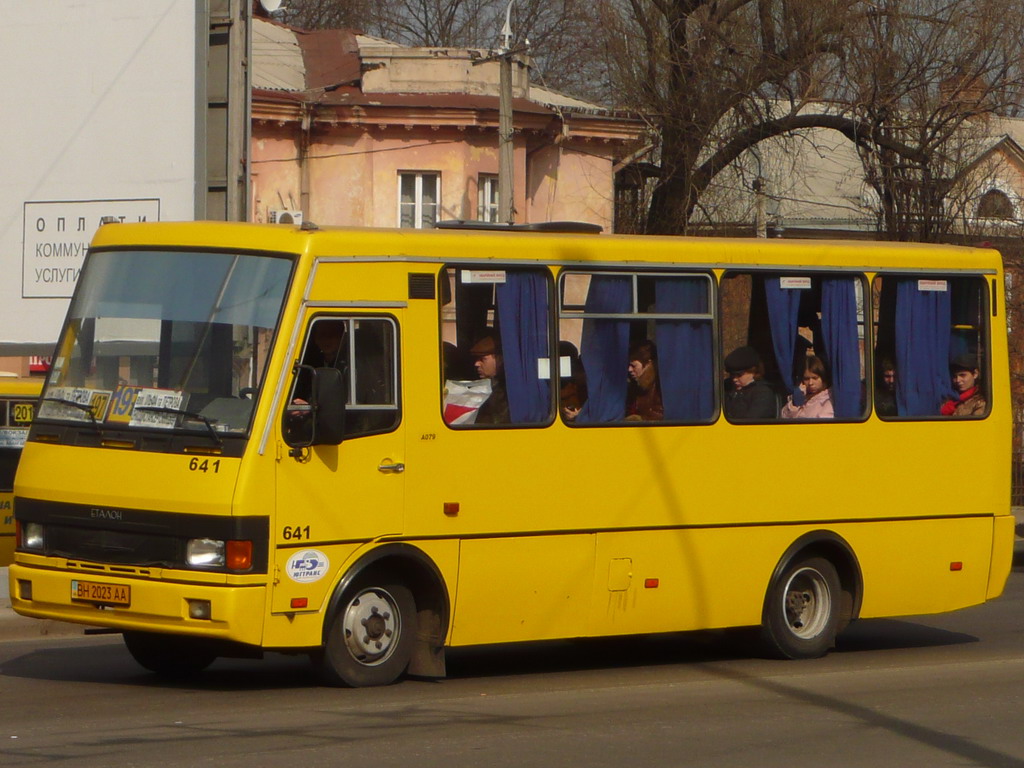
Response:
[0,0,197,352]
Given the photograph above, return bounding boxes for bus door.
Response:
[272,313,404,613]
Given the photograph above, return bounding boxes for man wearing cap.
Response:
[470,333,510,424]
[723,346,777,420]
[941,354,986,416]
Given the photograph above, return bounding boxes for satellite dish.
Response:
[260,0,283,12]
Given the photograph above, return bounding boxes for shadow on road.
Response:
[0,618,981,691]
[0,640,318,691]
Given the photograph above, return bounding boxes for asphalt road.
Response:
[2,552,1023,768]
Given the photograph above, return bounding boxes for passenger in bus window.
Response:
[625,340,663,421]
[875,357,898,417]
[724,346,777,420]
[470,334,510,424]
[559,340,588,422]
[941,355,986,417]
[781,356,834,419]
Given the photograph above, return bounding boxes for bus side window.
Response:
[559,271,715,425]
[440,266,553,428]
[872,275,989,419]
[720,272,867,422]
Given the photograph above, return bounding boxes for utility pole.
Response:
[497,1,515,224]
[472,1,520,225]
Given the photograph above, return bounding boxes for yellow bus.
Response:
[9,220,1014,685]
[0,376,41,566]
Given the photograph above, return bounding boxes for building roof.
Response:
[252,17,626,118]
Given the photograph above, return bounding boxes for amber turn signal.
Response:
[227,540,253,570]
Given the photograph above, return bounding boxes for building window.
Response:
[478,174,499,222]
[976,189,1014,220]
[398,172,440,228]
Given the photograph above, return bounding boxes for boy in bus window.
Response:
[470,334,510,424]
[941,355,986,417]
[724,346,776,420]
[625,340,663,421]
[875,357,897,417]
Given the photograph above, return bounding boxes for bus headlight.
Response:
[19,521,45,551]
[186,538,225,567]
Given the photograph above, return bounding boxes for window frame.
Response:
[288,313,402,440]
[397,172,441,229]
[439,264,556,430]
[477,174,499,223]
[718,269,869,424]
[870,272,991,422]
[557,268,717,427]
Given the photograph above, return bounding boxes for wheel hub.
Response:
[342,588,400,666]
[783,567,831,640]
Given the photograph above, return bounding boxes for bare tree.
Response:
[596,0,865,234]
[840,0,1024,242]
[595,0,1024,236]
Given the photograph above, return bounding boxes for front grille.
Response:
[16,497,270,574]
[48,525,182,568]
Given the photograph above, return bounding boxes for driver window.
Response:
[288,316,400,439]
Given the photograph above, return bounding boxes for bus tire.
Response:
[123,631,217,678]
[315,580,416,687]
[760,556,841,660]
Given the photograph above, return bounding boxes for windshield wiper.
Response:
[42,397,100,429]
[134,406,223,446]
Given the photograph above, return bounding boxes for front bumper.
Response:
[9,561,267,646]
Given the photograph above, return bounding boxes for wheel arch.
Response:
[323,542,450,678]
[765,530,864,630]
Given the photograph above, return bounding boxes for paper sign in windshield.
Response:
[0,428,28,448]
[124,388,187,429]
[38,387,111,422]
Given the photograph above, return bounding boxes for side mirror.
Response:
[311,366,346,445]
[283,365,347,449]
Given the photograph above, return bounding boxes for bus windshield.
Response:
[37,249,293,439]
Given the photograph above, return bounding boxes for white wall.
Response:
[0,0,197,352]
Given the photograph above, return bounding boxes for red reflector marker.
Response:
[443,502,460,516]
[290,597,308,609]
[644,578,659,589]
[950,562,963,572]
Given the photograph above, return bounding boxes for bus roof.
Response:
[89,220,1002,274]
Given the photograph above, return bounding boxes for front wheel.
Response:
[123,631,217,678]
[314,581,416,687]
[760,556,841,660]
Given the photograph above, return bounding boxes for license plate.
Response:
[70,580,131,606]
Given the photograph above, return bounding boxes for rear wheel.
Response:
[123,631,217,678]
[315,581,416,687]
[760,556,841,659]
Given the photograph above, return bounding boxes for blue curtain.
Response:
[894,279,953,416]
[496,271,550,423]
[764,277,804,404]
[577,275,631,423]
[820,278,861,418]
[655,277,714,421]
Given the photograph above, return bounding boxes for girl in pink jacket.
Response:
[781,355,834,419]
